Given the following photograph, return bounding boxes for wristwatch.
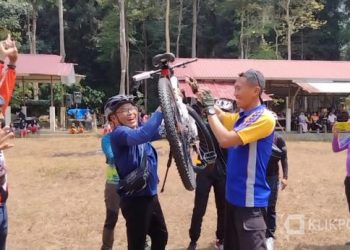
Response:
[207,107,216,116]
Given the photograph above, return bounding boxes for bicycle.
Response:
[132,53,217,191]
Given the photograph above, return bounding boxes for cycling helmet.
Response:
[215,98,233,112]
[104,95,135,121]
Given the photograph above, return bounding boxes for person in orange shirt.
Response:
[78,122,85,134]
[69,123,78,134]
[0,33,17,249]
[0,34,17,114]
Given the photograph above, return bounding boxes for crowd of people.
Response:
[68,109,93,134]
[13,111,40,138]
[68,122,85,134]
[295,109,345,133]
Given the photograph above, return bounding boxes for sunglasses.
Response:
[116,106,138,115]
[242,71,264,102]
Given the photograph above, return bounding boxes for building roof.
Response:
[179,81,272,101]
[294,81,350,94]
[5,54,81,85]
[173,58,350,82]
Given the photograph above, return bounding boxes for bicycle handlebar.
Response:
[132,58,198,82]
[133,71,156,82]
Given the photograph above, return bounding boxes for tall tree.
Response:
[58,0,65,61]
[26,0,45,54]
[165,0,170,53]
[280,0,325,60]
[222,0,274,59]
[119,0,127,95]
[176,0,183,57]
[191,0,197,57]
[297,0,343,60]
[27,0,45,101]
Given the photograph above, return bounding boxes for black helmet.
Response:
[104,95,135,121]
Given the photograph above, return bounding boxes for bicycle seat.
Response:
[152,53,175,67]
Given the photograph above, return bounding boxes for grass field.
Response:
[4,136,350,249]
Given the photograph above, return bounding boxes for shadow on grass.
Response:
[172,248,211,250]
[173,244,350,250]
[172,246,213,250]
[294,244,349,250]
[51,150,102,157]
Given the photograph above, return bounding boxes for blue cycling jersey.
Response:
[110,112,163,197]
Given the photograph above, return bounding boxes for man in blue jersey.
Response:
[106,95,167,250]
[199,69,275,250]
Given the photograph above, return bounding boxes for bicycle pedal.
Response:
[202,151,217,164]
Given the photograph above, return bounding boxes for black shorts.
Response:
[345,177,350,213]
[224,202,267,250]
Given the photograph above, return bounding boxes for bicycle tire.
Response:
[186,105,217,170]
[158,77,196,191]
[190,104,227,173]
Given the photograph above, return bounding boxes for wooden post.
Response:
[50,77,54,107]
[22,77,25,106]
[50,76,55,131]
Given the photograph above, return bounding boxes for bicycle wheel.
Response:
[158,77,196,191]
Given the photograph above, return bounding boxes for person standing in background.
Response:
[265,124,289,250]
[100,108,120,250]
[332,125,350,245]
[0,33,17,249]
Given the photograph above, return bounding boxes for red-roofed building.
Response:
[172,58,350,131]
[6,54,82,84]
[4,54,83,131]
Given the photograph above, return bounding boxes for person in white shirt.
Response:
[298,112,309,133]
[328,111,337,130]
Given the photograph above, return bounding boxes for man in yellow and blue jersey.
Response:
[199,69,275,250]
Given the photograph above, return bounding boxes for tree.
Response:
[191,0,197,57]
[165,0,170,53]
[222,0,276,59]
[280,0,325,60]
[176,0,183,57]
[81,85,105,111]
[25,0,50,101]
[119,0,127,95]
[26,0,40,54]
[0,0,28,42]
[10,83,33,109]
[58,0,65,61]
